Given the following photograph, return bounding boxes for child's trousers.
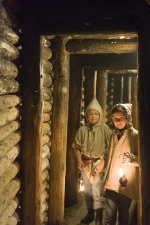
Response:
[82,170,106,210]
[105,189,132,225]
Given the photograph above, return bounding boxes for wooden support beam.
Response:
[21,17,42,224]
[48,36,69,224]
[138,13,150,225]
[131,77,138,130]
[66,39,137,54]
[123,76,131,103]
[97,70,108,123]
[65,55,83,207]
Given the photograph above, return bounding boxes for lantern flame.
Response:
[119,167,124,177]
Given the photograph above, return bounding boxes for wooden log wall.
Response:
[41,35,53,224]
[0,0,22,224]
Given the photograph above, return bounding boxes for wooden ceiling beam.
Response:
[66,39,137,54]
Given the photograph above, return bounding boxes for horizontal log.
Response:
[43,101,52,113]
[0,120,20,141]
[42,87,52,100]
[6,212,19,225]
[41,46,52,60]
[43,59,53,73]
[66,39,138,54]
[42,135,50,146]
[42,123,50,135]
[106,69,137,74]
[0,59,18,79]
[43,73,52,87]
[41,212,48,223]
[42,113,50,122]
[41,201,48,214]
[0,22,19,44]
[42,36,51,47]
[69,33,138,40]
[0,179,21,216]
[0,197,19,225]
[0,161,20,196]
[42,158,50,171]
[42,144,50,159]
[0,132,21,159]
[41,169,49,183]
[0,3,18,28]
[41,190,48,203]
[0,95,21,110]
[0,78,20,95]
[41,180,49,192]
[0,145,20,176]
[0,38,19,61]
[0,107,20,127]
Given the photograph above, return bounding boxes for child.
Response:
[103,103,139,225]
[72,98,111,224]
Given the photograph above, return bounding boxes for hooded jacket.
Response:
[72,98,111,183]
[103,103,139,200]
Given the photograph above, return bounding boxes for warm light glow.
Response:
[79,184,84,192]
[119,167,124,177]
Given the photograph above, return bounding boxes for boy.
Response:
[72,98,111,224]
[103,103,139,225]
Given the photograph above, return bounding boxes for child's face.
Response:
[87,109,100,125]
[112,111,127,129]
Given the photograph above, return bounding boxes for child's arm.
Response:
[74,149,84,170]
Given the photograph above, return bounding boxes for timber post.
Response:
[48,36,69,225]
[21,12,42,225]
[97,70,108,123]
[138,12,150,225]
[65,55,83,207]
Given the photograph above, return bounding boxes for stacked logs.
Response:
[0,0,21,224]
[41,36,54,224]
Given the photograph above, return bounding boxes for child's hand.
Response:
[123,152,131,163]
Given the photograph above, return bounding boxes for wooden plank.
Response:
[97,70,108,123]
[66,39,137,54]
[48,36,69,224]
[84,68,95,110]
[131,77,138,130]
[65,55,83,207]
[113,75,123,104]
[21,22,42,224]
[138,13,150,225]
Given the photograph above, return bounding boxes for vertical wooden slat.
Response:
[138,13,150,225]
[131,76,138,129]
[123,76,131,103]
[65,55,83,207]
[97,70,108,123]
[84,68,94,110]
[48,36,69,225]
[21,14,42,225]
[113,75,123,104]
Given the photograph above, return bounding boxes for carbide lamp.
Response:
[119,167,128,187]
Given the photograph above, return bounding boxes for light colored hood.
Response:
[85,98,103,124]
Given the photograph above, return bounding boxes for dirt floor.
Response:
[63,191,137,225]
[63,191,95,225]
